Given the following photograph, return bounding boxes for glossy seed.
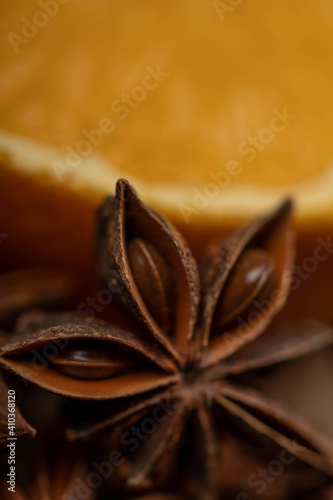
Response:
[214,248,275,328]
[127,237,174,332]
[50,341,135,380]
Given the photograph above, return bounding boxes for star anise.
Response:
[0,180,333,500]
[0,267,79,498]
[0,269,69,447]
[0,267,75,446]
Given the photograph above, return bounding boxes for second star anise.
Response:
[0,179,332,500]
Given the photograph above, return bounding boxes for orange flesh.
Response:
[1,1,333,187]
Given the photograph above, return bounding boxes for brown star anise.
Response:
[0,267,75,447]
[0,267,81,499]
[0,180,333,500]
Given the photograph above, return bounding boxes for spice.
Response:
[1,180,332,499]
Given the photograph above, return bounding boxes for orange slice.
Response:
[0,1,333,323]
[1,1,333,226]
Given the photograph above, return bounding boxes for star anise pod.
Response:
[0,267,75,446]
[0,180,333,500]
[0,267,79,498]
[0,270,55,447]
